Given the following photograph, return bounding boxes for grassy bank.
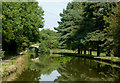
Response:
[50,49,120,65]
[50,49,76,56]
[0,51,30,81]
[50,49,106,57]
[94,57,120,62]
[50,49,76,54]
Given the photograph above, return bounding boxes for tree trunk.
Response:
[78,46,80,54]
[97,45,100,56]
[90,49,92,55]
[84,50,86,54]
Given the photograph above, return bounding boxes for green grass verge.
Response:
[50,49,77,54]
[94,57,120,62]
[50,49,120,62]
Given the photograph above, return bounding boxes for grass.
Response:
[50,49,120,62]
[94,57,120,62]
[50,49,77,54]
[50,49,76,56]
[92,51,106,57]
[1,55,29,78]
[1,50,30,81]
[50,49,106,56]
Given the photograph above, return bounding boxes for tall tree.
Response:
[109,2,120,57]
[0,2,1,50]
[55,2,84,53]
[82,2,116,56]
[2,2,44,54]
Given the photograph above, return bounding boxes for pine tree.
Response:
[55,2,83,53]
[82,2,115,56]
[109,2,120,57]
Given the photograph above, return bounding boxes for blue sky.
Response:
[37,1,72,31]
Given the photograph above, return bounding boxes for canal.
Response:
[14,55,120,81]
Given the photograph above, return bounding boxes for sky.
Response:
[37,0,72,31]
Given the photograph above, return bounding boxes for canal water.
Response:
[14,55,120,81]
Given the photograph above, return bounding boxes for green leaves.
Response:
[108,2,120,56]
[2,2,44,54]
[56,2,119,56]
[40,29,59,49]
[56,2,84,50]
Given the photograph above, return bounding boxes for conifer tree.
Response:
[109,2,120,57]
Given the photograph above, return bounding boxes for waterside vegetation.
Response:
[1,1,120,81]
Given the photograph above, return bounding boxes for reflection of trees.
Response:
[15,55,73,81]
[15,69,41,81]
[94,63,120,81]
[37,56,73,75]
[15,55,55,81]
[29,55,58,75]
[55,58,120,81]
[14,56,120,81]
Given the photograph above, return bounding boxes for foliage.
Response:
[0,49,5,58]
[2,2,44,54]
[55,2,84,53]
[38,42,50,54]
[56,1,120,57]
[1,54,29,78]
[108,2,120,57]
[40,29,59,49]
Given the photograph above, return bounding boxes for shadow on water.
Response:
[14,55,120,81]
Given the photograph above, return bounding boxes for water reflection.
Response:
[15,55,120,81]
[40,70,61,81]
[55,58,120,81]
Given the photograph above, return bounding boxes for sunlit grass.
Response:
[50,49,106,56]
[50,49,120,62]
[95,57,120,62]
[50,49,77,54]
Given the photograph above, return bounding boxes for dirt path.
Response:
[2,56,19,63]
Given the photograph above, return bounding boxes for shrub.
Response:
[38,42,50,54]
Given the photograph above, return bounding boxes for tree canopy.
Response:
[2,2,44,54]
[55,1,120,57]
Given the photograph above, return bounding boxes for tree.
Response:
[77,2,116,56]
[85,30,107,56]
[56,1,119,56]
[108,2,120,57]
[40,29,59,49]
[2,2,44,54]
[55,2,84,53]
[0,2,2,50]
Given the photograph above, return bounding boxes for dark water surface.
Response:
[14,55,120,81]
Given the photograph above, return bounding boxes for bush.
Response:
[0,49,5,59]
[38,42,50,54]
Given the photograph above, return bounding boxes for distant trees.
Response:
[2,2,44,54]
[40,29,59,49]
[56,2,120,57]
[38,29,59,54]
